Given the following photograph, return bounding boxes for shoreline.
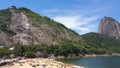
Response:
[55,53,120,59]
[1,54,120,68]
[83,53,120,58]
[0,58,84,68]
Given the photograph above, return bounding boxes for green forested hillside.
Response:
[82,32,120,54]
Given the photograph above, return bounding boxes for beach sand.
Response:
[0,58,76,68]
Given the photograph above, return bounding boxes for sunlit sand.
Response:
[1,58,83,68]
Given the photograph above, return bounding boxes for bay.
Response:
[57,56,120,68]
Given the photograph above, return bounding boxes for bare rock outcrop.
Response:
[0,7,81,47]
[98,17,120,38]
[0,30,13,47]
[10,9,32,45]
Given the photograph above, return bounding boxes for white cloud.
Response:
[41,7,104,35]
[53,16,80,28]
[92,7,111,13]
[52,15,98,34]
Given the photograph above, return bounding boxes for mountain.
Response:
[81,17,120,54]
[1,6,120,57]
[82,32,120,54]
[98,17,120,39]
[0,6,83,47]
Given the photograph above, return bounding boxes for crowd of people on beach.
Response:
[0,57,84,68]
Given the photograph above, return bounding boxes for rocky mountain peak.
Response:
[0,7,82,47]
[98,16,120,38]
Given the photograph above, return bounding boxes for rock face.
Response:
[0,7,81,47]
[98,17,120,38]
[10,9,32,45]
[0,30,12,46]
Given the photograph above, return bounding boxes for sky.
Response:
[0,0,120,35]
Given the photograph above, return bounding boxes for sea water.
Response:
[57,56,120,68]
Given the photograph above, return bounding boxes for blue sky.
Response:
[0,0,120,35]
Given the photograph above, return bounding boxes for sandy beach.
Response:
[0,58,82,68]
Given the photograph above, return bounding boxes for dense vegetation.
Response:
[82,32,120,54]
[1,32,120,58]
[0,48,12,58]
[0,44,80,58]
